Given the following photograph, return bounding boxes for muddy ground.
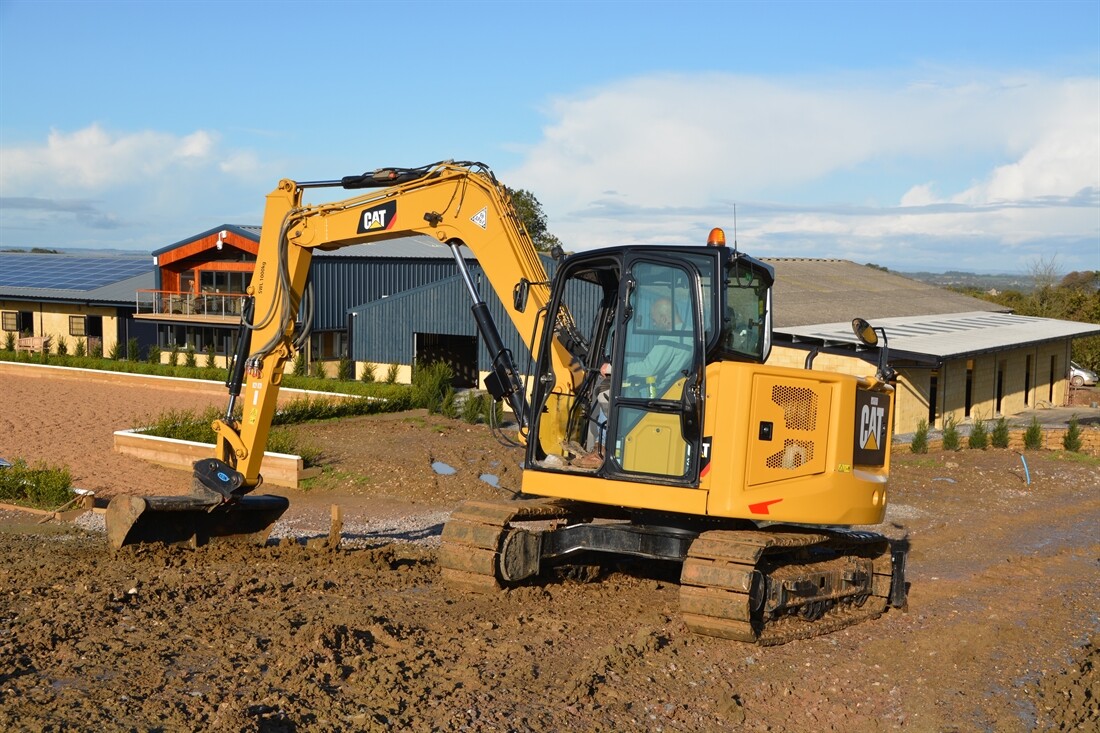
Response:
[0,368,1098,732]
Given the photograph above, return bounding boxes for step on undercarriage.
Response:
[438,499,906,645]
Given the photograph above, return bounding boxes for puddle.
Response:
[431,461,456,476]
[479,473,499,487]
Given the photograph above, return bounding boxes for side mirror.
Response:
[513,279,530,313]
[851,318,878,347]
[851,317,895,382]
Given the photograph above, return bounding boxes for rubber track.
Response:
[680,529,893,645]
[438,498,574,592]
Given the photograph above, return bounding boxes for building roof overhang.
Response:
[776,311,1100,363]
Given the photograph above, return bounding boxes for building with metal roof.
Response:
[760,260,1100,432]
[1,251,156,356]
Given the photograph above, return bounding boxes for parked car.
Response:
[1069,361,1098,387]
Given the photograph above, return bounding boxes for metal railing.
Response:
[136,289,247,318]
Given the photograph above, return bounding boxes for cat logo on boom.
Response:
[356,201,397,233]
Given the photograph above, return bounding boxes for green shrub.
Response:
[127,337,140,361]
[147,344,162,364]
[0,458,74,509]
[204,344,217,370]
[360,362,376,383]
[310,360,327,379]
[337,356,354,382]
[74,338,87,358]
[385,363,399,384]
[968,416,989,450]
[3,331,14,351]
[88,337,103,358]
[440,388,458,418]
[942,414,960,451]
[140,405,222,443]
[1024,416,1043,450]
[412,361,454,414]
[184,344,197,368]
[55,335,68,356]
[991,417,1010,449]
[108,340,123,361]
[292,350,306,377]
[1063,416,1082,453]
[168,345,180,367]
[265,428,322,467]
[461,392,486,424]
[910,419,929,454]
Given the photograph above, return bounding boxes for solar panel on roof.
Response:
[0,254,152,291]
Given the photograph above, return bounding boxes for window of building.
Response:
[1024,354,1032,406]
[309,330,348,360]
[69,315,87,337]
[157,324,235,354]
[2,311,33,334]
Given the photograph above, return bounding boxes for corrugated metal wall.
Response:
[308,257,465,331]
[349,258,604,374]
[348,266,539,371]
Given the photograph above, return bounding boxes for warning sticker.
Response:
[470,207,488,230]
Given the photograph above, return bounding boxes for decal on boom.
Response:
[357,201,397,233]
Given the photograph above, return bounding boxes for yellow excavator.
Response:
[107,161,906,644]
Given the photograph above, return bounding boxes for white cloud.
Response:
[508,71,1100,271]
[0,124,251,193]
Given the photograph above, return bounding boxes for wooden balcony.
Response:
[134,289,246,324]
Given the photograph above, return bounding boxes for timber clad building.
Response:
[3,231,1098,436]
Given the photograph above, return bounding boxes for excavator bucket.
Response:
[106,492,289,549]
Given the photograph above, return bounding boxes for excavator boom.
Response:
[106,162,564,548]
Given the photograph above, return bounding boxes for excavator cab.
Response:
[526,243,774,480]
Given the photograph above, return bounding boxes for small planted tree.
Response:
[412,361,454,414]
[147,344,162,365]
[942,414,960,452]
[184,344,197,368]
[108,340,123,361]
[385,363,399,384]
[55,335,68,356]
[204,344,217,370]
[360,362,376,383]
[1062,415,1083,453]
[991,417,1010,449]
[337,355,354,382]
[127,337,140,361]
[74,338,87,358]
[292,350,307,377]
[3,331,14,351]
[461,392,486,424]
[910,419,929,454]
[968,416,989,450]
[1023,416,1044,450]
[168,345,180,367]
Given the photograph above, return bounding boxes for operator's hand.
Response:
[599,362,612,377]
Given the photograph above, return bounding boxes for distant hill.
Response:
[894,270,1036,294]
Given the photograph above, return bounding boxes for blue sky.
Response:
[1,0,1097,274]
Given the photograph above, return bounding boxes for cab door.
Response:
[605,257,704,484]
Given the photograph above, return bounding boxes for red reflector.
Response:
[748,499,783,515]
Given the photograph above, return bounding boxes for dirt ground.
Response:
[0,367,1098,732]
